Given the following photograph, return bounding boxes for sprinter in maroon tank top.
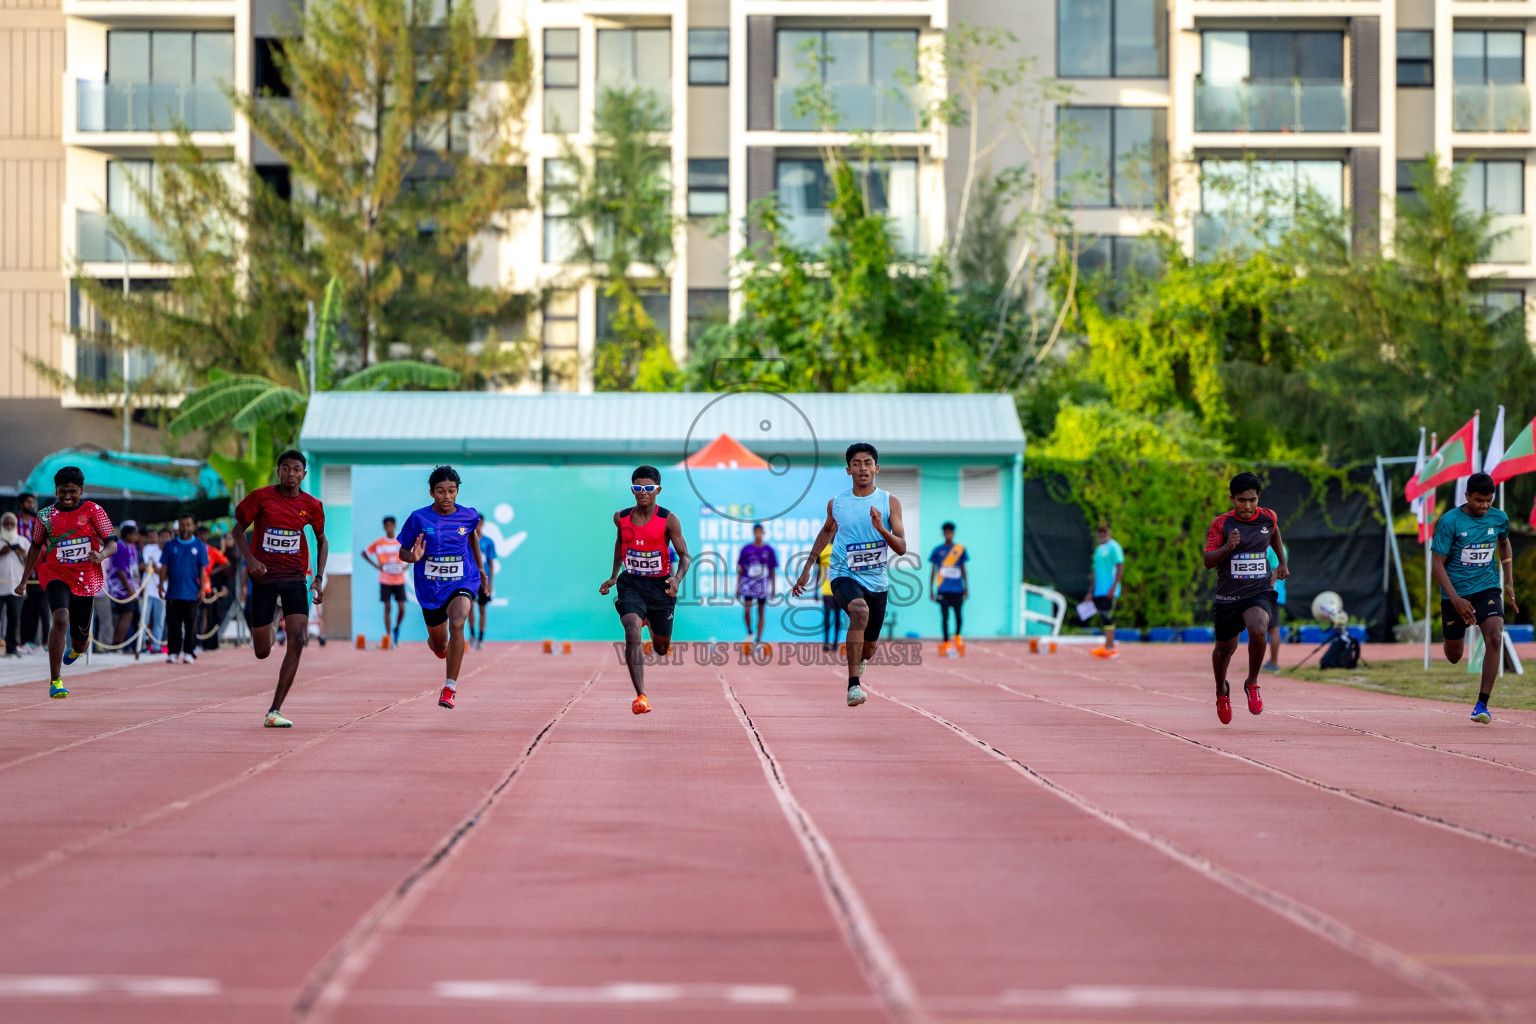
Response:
[599,465,692,715]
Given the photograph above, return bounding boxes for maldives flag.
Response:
[1406,417,1476,503]
[1491,416,1536,483]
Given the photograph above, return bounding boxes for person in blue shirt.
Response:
[397,466,489,711]
[1264,542,1288,672]
[1431,472,1519,723]
[157,513,208,665]
[473,515,496,650]
[1088,522,1124,659]
[928,522,968,652]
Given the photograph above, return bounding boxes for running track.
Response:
[1,640,1534,1023]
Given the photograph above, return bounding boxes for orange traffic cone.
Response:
[938,641,950,657]
[542,639,553,654]
[954,635,965,656]
[355,634,366,650]
[561,641,572,654]
[1029,637,1039,653]
[1048,640,1058,654]
[380,634,390,650]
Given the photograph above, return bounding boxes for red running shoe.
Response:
[438,686,455,709]
[434,645,447,660]
[1216,693,1233,725]
[1244,681,1263,715]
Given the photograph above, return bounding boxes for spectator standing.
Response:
[107,522,143,648]
[141,527,166,653]
[1088,522,1125,660]
[158,514,208,664]
[15,493,48,649]
[0,512,28,656]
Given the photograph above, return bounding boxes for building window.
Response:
[256,164,292,202]
[777,158,919,254]
[542,158,580,263]
[689,29,729,85]
[1396,160,1426,206]
[1196,31,1347,132]
[1076,234,1162,282]
[108,30,234,83]
[597,28,671,126]
[775,29,917,131]
[543,28,579,133]
[1198,159,1344,254]
[1057,107,1164,208]
[687,159,728,217]
[598,289,671,343]
[1454,31,1524,84]
[1058,0,1166,78]
[254,38,291,97]
[687,289,729,344]
[1397,31,1433,87]
[1465,160,1524,215]
[1480,289,1527,320]
[541,290,579,392]
[107,160,156,214]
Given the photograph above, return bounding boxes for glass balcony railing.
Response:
[1453,83,1531,132]
[774,82,919,132]
[1194,80,1350,133]
[76,79,234,132]
[1485,214,1531,264]
[75,211,170,262]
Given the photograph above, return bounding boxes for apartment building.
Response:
[8,0,1531,408]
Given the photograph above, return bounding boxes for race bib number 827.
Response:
[847,540,888,571]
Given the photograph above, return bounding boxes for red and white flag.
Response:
[1410,429,1433,543]
[1406,417,1476,503]
[1491,412,1536,483]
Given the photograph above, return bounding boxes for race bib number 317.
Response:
[1460,545,1495,567]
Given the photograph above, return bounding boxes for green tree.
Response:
[242,0,532,374]
[546,86,679,390]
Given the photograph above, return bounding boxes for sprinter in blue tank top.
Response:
[793,442,908,707]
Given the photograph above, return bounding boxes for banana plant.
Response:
[170,275,460,494]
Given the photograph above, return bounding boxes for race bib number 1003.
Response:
[624,549,664,576]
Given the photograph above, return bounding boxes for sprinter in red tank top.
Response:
[599,465,692,715]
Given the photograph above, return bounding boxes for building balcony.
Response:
[1485,213,1531,264]
[1194,80,1349,133]
[782,209,921,256]
[1453,83,1531,133]
[774,81,920,133]
[75,211,172,263]
[76,79,234,133]
[1193,213,1280,256]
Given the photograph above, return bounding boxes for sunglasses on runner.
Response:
[631,484,659,494]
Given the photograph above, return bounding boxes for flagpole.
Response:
[1424,431,1436,672]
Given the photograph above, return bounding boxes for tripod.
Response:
[1290,625,1368,671]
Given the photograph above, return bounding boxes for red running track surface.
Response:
[0,639,1533,1023]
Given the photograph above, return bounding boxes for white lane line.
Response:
[940,666,1536,860]
[0,975,220,997]
[719,672,931,1024]
[292,666,597,1023]
[1000,985,1358,1009]
[867,685,1520,1024]
[435,980,795,1004]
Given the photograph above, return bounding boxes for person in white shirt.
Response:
[141,526,167,652]
[0,512,29,656]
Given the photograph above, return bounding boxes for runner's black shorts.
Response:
[476,589,492,607]
[380,582,407,603]
[1092,595,1116,626]
[247,579,310,629]
[422,588,477,628]
[615,572,675,637]
[1213,591,1277,643]
[44,579,96,641]
[1442,588,1505,641]
[938,592,964,612]
[831,576,889,640]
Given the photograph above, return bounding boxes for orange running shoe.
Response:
[632,694,651,715]
[1091,646,1108,658]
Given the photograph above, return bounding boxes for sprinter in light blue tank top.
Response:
[793,442,908,708]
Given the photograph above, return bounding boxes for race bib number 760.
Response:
[424,556,465,580]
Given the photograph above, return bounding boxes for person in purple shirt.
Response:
[737,523,777,646]
[107,522,142,648]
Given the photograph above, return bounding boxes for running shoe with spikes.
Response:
[264,710,292,728]
[49,679,68,699]
[62,645,82,667]
[1471,701,1492,724]
[438,686,455,709]
[847,684,867,707]
[1216,689,1232,725]
[1244,681,1264,715]
[632,694,651,715]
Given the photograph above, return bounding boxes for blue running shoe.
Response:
[62,645,82,667]
[49,679,68,699]
[1471,702,1492,724]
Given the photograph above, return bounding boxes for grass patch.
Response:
[1284,657,1536,710]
